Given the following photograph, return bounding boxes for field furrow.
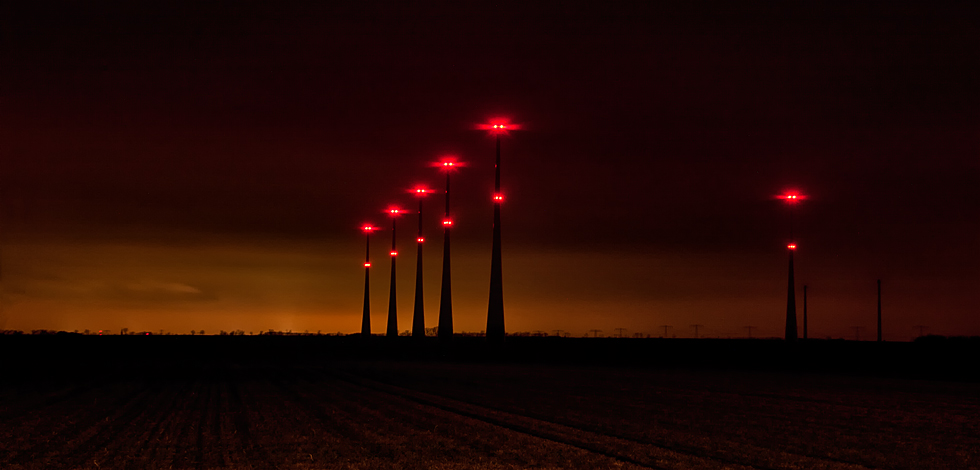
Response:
[342,363,980,470]
[1,359,977,470]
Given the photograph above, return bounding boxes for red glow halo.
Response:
[476,118,522,134]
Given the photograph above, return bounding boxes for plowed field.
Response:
[2,357,978,470]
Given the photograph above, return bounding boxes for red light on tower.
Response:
[431,156,464,170]
[776,192,808,203]
[442,219,453,226]
[364,262,371,267]
[362,225,377,233]
[493,193,504,202]
[390,251,398,256]
[787,243,797,250]
[477,119,522,134]
[417,237,424,243]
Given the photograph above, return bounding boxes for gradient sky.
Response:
[1,2,977,339]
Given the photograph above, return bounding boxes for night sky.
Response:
[2,2,977,339]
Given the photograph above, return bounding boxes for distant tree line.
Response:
[2,329,975,343]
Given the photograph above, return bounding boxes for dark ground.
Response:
[3,334,978,381]
[1,336,978,469]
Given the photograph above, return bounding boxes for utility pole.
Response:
[553,329,564,337]
[615,328,627,338]
[744,326,755,338]
[877,279,882,342]
[913,325,927,339]
[853,326,863,341]
[660,325,672,338]
[589,329,602,338]
[691,324,703,339]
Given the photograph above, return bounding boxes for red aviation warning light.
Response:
[777,192,808,203]
[387,208,403,216]
[477,119,522,134]
[431,156,464,170]
[493,193,504,202]
[390,251,398,256]
[442,219,453,226]
[362,225,378,233]
[787,243,797,250]
[417,237,424,243]
[364,262,372,267]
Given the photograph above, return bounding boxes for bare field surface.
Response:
[342,362,980,469]
[2,357,978,468]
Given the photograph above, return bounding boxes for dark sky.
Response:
[1,2,977,338]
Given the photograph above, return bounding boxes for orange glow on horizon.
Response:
[4,240,976,339]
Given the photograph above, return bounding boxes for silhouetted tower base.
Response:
[361,269,370,336]
[412,240,425,338]
[785,250,798,341]
[412,196,425,338]
[361,231,371,336]
[386,256,397,337]
[438,169,453,341]
[487,135,505,342]
[386,218,398,338]
[438,227,453,341]
[486,218,504,341]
